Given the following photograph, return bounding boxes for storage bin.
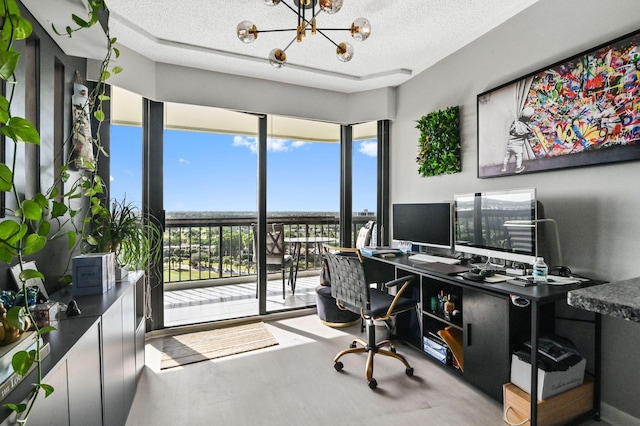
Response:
[503,378,593,426]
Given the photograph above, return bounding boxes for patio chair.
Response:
[253,223,294,299]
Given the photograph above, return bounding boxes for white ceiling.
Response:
[26,0,540,94]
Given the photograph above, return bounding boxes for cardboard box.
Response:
[72,253,116,296]
[503,379,593,426]
[510,353,586,400]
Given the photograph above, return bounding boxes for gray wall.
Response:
[392,0,640,422]
[1,4,88,294]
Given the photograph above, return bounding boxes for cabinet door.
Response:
[463,288,511,401]
[21,361,70,425]
[102,300,125,426]
[68,322,103,426]
[122,285,137,417]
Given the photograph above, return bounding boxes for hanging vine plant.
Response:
[415,105,461,177]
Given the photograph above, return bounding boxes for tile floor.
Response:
[163,273,319,327]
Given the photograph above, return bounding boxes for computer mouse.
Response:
[551,266,572,277]
[462,271,485,282]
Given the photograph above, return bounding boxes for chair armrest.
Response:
[384,275,416,289]
[381,275,416,319]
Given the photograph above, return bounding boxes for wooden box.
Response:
[503,378,593,426]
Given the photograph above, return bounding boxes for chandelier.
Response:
[236,0,371,68]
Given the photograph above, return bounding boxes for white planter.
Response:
[115,266,129,281]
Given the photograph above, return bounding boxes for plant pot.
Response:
[115,266,129,281]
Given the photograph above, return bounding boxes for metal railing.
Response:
[163,214,376,284]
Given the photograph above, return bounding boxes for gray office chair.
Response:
[253,223,294,299]
[323,247,416,389]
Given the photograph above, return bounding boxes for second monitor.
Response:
[392,202,452,250]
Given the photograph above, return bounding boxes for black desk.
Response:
[363,253,602,426]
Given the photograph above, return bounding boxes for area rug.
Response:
[160,321,278,369]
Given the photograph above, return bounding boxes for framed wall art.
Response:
[477,29,640,178]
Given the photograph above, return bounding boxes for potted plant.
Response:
[87,197,163,279]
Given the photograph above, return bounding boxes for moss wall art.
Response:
[415,105,461,177]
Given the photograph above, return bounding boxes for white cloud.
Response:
[359,140,378,157]
[233,136,307,153]
[233,135,257,153]
[267,138,289,152]
[110,175,115,181]
[178,158,190,165]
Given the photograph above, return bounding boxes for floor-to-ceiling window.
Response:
[263,115,341,313]
[110,87,383,328]
[109,87,143,208]
[352,121,378,244]
[161,103,259,325]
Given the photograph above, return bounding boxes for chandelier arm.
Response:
[282,36,297,52]
[257,28,300,33]
[313,28,342,49]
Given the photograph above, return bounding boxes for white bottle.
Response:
[532,257,548,283]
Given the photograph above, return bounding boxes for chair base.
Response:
[319,318,361,328]
[332,321,414,389]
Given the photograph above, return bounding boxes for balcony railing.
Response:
[163,214,375,284]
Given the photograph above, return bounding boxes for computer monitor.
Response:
[453,188,540,265]
[392,203,453,250]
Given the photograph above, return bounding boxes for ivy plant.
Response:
[0,0,119,423]
[415,105,461,177]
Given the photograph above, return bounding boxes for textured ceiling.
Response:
[105,0,539,93]
[26,0,539,93]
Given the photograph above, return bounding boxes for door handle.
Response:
[466,323,472,346]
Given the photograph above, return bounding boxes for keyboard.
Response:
[408,253,461,265]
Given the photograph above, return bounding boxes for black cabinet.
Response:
[363,255,556,402]
[463,288,511,401]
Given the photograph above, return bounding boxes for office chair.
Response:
[323,247,417,389]
[253,223,294,299]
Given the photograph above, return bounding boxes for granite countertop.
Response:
[567,277,640,322]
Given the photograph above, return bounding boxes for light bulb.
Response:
[319,0,343,14]
[269,48,287,68]
[237,21,257,43]
[263,0,281,5]
[351,18,371,42]
[336,42,353,62]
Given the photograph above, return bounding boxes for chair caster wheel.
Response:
[406,367,414,377]
[334,361,343,372]
[368,379,377,390]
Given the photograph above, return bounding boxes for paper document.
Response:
[544,276,586,285]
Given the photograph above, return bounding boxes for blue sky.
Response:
[110,125,377,213]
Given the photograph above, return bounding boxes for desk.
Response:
[285,236,336,294]
[363,253,602,426]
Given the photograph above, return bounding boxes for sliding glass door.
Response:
[262,115,340,313]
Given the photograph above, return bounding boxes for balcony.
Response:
[163,213,375,326]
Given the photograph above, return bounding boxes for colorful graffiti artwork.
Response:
[478,30,640,178]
